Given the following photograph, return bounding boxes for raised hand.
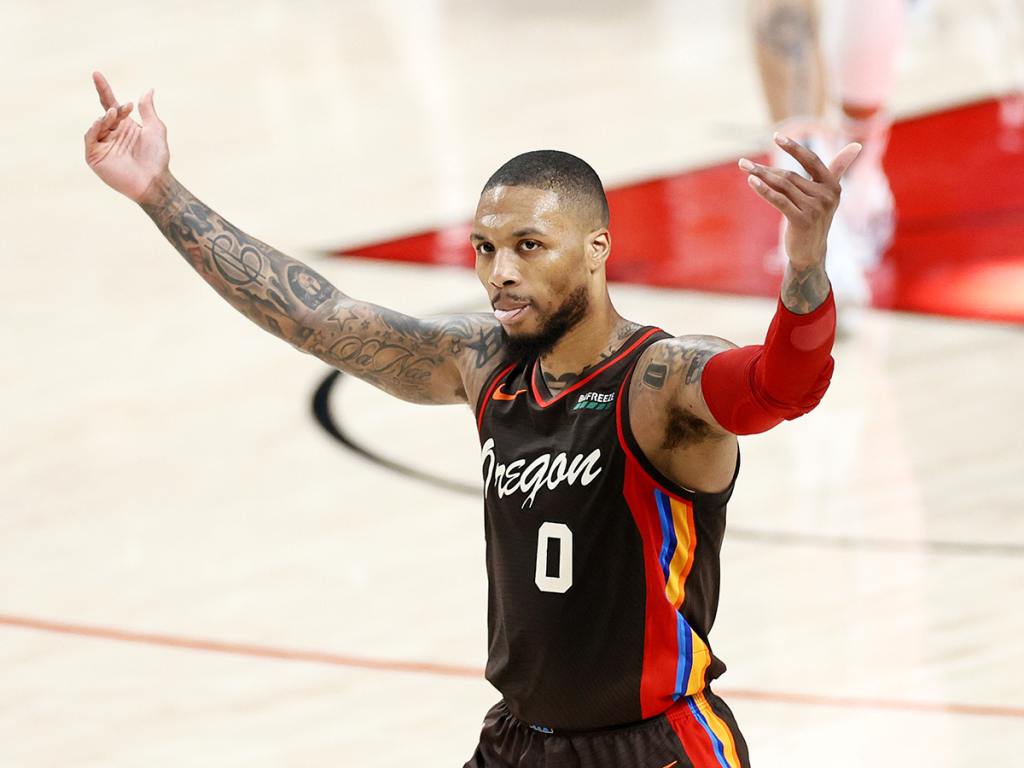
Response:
[739,135,862,269]
[83,71,169,204]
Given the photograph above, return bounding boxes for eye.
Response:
[519,239,542,252]
[475,242,495,256]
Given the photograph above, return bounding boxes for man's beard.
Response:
[500,285,589,360]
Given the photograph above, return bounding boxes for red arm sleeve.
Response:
[701,290,836,435]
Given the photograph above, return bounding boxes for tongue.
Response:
[494,307,526,321]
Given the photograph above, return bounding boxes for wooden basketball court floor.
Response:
[2,1,1023,765]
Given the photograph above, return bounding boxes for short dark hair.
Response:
[482,150,609,228]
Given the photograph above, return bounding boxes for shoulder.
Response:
[627,333,739,492]
[635,334,738,390]
[630,334,737,440]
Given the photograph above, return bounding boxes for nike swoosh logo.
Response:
[660,762,678,768]
[492,386,527,401]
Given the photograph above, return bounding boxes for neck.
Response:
[538,299,636,393]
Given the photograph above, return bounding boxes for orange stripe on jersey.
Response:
[617,369,712,718]
[694,692,743,768]
[686,629,712,696]
[664,497,697,610]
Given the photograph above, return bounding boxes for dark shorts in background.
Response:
[464,689,751,768]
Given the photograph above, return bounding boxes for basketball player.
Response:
[84,71,860,767]
[753,0,906,312]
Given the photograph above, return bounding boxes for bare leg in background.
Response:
[752,0,907,320]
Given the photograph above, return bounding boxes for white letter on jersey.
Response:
[535,521,573,594]
[481,438,497,494]
[481,438,604,509]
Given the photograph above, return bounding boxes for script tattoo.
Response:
[140,173,504,404]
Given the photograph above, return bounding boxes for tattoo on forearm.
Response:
[782,262,830,314]
[141,174,333,342]
[140,173,504,404]
[287,264,334,310]
[209,233,264,286]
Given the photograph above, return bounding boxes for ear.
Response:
[587,229,611,272]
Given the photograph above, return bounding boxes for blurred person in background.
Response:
[753,0,907,318]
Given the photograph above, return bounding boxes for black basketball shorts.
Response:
[464,689,750,768]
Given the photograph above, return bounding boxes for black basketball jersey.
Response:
[474,326,739,732]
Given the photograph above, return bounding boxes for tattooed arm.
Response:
[83,73,505,406]
[141,174,505,404]
[627,336,740,493]
[739,122,861,314]
[623,136,859,490]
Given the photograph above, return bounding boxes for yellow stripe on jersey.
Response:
[686,629,712,696]
[695,692,743,768]
[664,497,697,610]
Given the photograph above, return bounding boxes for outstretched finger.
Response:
[773,133,831,184]
[739,158,816,204]
[828,142,863,181]
[92,71,120,110]
[96,104,133,142]
[137,88,159,127]
[84,109,111,145]
[747,173,801,220]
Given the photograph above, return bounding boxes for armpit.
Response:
[661,403,715,449]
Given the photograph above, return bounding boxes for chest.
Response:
[480,366,626,514]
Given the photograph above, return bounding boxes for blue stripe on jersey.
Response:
[675,613,693,701]
[654,489,676,581]
[687,697,731,767]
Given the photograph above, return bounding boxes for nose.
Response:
[488,248,521,289]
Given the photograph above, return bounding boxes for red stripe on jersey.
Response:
[621,450,682,717]
[666,704,723,767]
[477,363,517,430]
[615,372,682,716]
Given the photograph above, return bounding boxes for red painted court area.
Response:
[333,98,1024,325]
